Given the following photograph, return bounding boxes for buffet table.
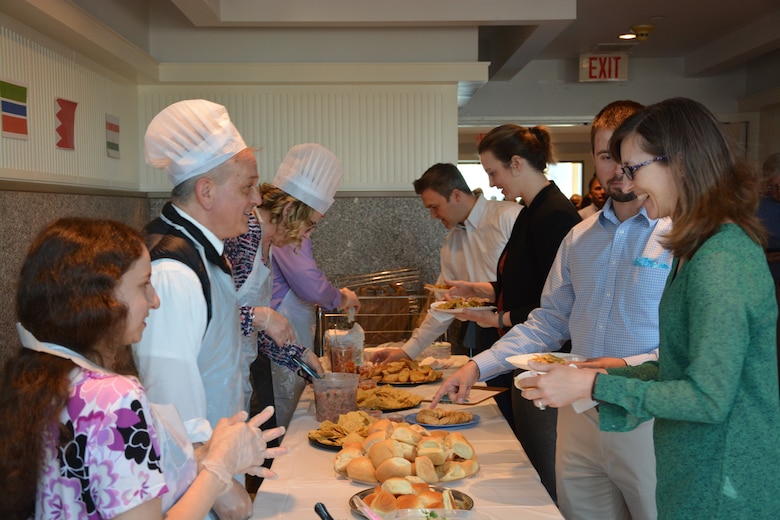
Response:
[251,386,563,520]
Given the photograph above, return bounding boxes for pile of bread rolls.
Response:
[361,478,465,515]
[334,418,479,484]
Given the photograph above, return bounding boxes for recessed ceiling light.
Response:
[619,32,637,40]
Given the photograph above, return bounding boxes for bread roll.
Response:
[346,456,377,482]
[363,492,377,506]
[362,430,388,452]
[460,458,480,477]
[370,489,398,514]
[413,455,438,484]
[367,418,394,436]
[375,456,412,481]
[397,439,416,461]
[410,482,431,495]
[334,445,363,473]
[381,477,414,496]
[369,438,404,467]
[417,489,443,507]
[442,489,456,510]
[396,494,423,509]
[438,460,467,482]
[391,425,422,446]
[445,432,475,460]
[416,437,446,465]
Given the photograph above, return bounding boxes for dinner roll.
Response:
[417,489,443,507]
[381,477,414,496]
[334,445,363,473]
[410,482,431,495]
[391,425,422,446]
[438,460,467,482]
[362,430,388,452]
[375,457,412,481]
[442,489,456,510]
[413,455,438,484]
[416,437,446,465]
[346,456,377,482]
[371,489,398,514]
[369,438,404,467]
[367,418,394,436]
[396,494,423,509]
[445,432,475,460]
[460,458,480,477]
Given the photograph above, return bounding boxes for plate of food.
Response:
[505,352,586,371]
[357,385,425,411]
[307,410,378,451]
[404,410,480,429]
[430,298,496,314]
[361,359,442,385]
[349,485,474,518]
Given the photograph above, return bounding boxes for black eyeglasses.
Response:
[620,156,667,180]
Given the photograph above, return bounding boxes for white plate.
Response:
[430,301,496,314]
[505,352,586,370]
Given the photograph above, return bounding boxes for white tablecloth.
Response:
[251,386,563,520]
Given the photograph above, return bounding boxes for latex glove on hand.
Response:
[370,348,411,364]
[253,306,296,346]
[200,406,289,493]
[302,348,325,378]
[339,287,361,311]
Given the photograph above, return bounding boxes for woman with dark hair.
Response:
[518,98,780,519]
[445,123,581,499]
[0,218,286,520]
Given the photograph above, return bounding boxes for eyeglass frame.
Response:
[620,156,667,180]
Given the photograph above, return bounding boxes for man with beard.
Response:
[432,100,671,520]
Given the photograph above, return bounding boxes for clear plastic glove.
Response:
[302,348,325,377]
[253,306,296,345]
[339,287,361,311]
[370,348,411,364]
[200,407,289,493]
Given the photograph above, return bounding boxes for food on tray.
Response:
[362,481,461,514]
[309,410,377,447]
[424,283,451,291]
[361,359,442,384]
[334,419,479,484]
[357,385,424,410]
[530,353,568,365]
[416,408,474,426]
[435,297,490,310]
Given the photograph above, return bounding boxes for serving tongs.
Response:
[293,354,322,381]
[314,502,335,520]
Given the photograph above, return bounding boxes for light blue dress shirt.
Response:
[475,199,673,380]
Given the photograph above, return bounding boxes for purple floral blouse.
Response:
[35,367,167,519]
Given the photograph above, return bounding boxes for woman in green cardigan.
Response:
[517,97,780,519]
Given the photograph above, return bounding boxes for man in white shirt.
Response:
[433,101,670,520]
[132,99,266,514]
[372,162,521,422]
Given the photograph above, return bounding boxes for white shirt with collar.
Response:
[402,195,522,359]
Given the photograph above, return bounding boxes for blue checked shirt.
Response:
[475,199,673,380]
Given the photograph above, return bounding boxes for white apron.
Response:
[272,289,315,427]
[17,324,198,514]
[235,243,273,412]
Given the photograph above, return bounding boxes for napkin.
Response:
[513,368,598,413]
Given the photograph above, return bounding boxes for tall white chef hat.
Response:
[272,144,343,214]
[144,99,247,186]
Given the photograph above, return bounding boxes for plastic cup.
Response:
[313,372,359,422]
[330,343,358,373]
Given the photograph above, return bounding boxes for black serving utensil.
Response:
[293,354,322,381]
[314,502,335,520]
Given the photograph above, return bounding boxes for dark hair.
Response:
[413,163,472,199]
[478,124,554,173]
[590,100,645,153]
[0,218,145,519]
[588,173,600,190]
[609,97,765,259]
[259,182,315,245]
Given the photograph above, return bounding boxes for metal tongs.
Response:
[314,502,335,520]
[293,354,322,382]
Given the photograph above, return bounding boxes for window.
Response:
[458,161,584,201]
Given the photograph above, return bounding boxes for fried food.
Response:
[357,385,424,411]
[530,353,567,365]
[424,283,451,290]
[436,297,490,310]
[360,359,442,385]
[416,408,474,425]
[308,410,377,447]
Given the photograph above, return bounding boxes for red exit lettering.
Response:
[588,56,623,80]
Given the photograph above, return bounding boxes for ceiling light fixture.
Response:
[619,32,637,40]
[630,24,655,41]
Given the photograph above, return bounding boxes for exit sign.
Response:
[579,53,628,82]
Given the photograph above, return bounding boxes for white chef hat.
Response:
[144,99,247,186]
[272,144,344,214]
